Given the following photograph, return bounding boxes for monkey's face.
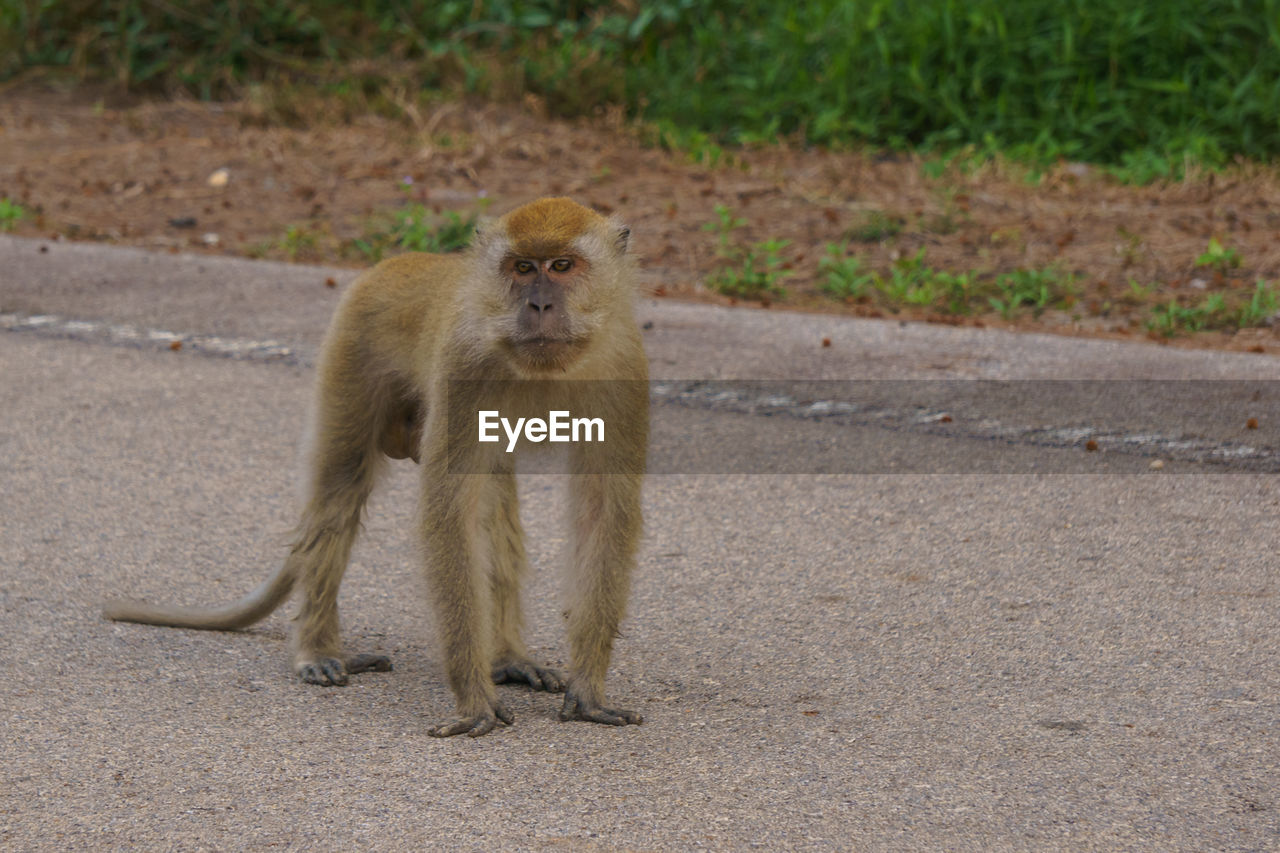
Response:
[504,254,589,369]
[472,197,635,375]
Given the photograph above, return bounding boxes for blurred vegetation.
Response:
[4,0,1280,174]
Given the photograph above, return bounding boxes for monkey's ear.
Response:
[471,215,497,247]
[614,225,631,254]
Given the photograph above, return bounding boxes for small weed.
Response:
[0,198,27,231]
[278,224,318,260]
[1106,150,1180,184]
[878,248,939,307]
[650,121,742,169]
[1115,227,1145,267]
[1146,282,1277,335]
[935,269,979,315]
[847,211,903,243]
[818,244,875,299]
[1237,280,1279,327]
[702,205,789,299]
[703,204,747,258]
[1147,297,1221,336]
[989,267,1076,320]
[707,238,791,300]
[1195,237,1242,272]
[922,184,969,235]
[820,247,985,315]
[353,203,482,262]
[1120,278,1158,305]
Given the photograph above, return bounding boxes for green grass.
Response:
[1146,297,1224,336]
[8,1,1280,176]
[818,245,876,299]
[818,244,1070,318]
[702,205,790,299]
[352,200,484,262]
[847,211,904,243]
[0,198,27,231]
[705,239,791,300]
[1145,280,1279,336]
[989,267,1078,320]
[1194,237,1243,272]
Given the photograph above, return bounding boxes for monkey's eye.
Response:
[550,258,573,273]
[513,260,535,275]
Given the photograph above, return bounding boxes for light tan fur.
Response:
[105,197,648,737]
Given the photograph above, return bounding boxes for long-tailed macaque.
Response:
[105,197,649,737]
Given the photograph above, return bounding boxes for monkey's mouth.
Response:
[521,334,577,349]
[514,335,580,366]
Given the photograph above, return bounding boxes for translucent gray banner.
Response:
[444,380,1280,474]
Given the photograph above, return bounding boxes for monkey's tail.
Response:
[102,562,297,631]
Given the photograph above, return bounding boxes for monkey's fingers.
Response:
[559,694,643,726]
[297,657,349,686]
[345,653,392,674]
[428,702,514,738]
[492,660,566,693]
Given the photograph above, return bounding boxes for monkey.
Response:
[104,197,649,738]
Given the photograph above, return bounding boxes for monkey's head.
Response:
[470,197,636,374]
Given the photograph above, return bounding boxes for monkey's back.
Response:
[329,252,468,376]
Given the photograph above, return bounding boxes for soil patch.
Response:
[3,85,1279,355]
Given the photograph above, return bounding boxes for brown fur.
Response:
[104,197,648,737]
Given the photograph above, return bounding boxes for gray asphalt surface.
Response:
[2,234,1278,850]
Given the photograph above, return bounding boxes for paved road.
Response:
[2,235,1278,850]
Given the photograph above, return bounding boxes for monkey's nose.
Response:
[527,297,553,314]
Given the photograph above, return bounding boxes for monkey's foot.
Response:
[428,701,514,738]
[296,654,392,686]
[346,653,393,674]
[559,690,643,727]
[493,659,566,693]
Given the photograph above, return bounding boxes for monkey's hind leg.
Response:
[285,510,392,686]
[288,358,396,687]
[487,470,565,694]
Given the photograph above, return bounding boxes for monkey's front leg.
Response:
[487,468,567,694]
[420,466,512,737]
[560,464,645,727]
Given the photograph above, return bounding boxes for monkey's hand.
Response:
[493,658,566,693]
[296,653,392,687]
[428,701,514,738]
[559,687,643,727]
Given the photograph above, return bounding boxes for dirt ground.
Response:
[3,84,1280,355]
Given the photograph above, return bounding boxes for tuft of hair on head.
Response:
[499,197,599,258]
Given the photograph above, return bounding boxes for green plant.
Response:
[12,1,1280,178]
[817,244,875,299]
[353,203,481,262]
[0,198,26,231]
[829,247,984,314]
[703,204,746,258]
[1237,280,1279,327]
[1195,237,1242,272]
[847,211,903,243]
[877,248,939,307]
[702,205,791,299]
[935,269,979,315]
[1146,297,1223,336]
[278,224,317,259]
[989,267,1076,320]
[1121,278,1158,304]
[706,238,791,300]
[648,121,741,168]
[922,184,969,235]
